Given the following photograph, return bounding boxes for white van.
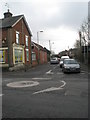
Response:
[59,56,69,68]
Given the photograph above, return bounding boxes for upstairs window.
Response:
[25,35,28,46]
[16,31,19,44]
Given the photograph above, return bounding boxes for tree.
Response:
[74,39,81,48]
[81,19,88,45]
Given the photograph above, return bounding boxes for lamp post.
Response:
[49,40,54,55]
[37,31,43,64]
[37,31,43,44]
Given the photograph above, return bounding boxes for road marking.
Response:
[60,81,66,88]
[33,81,66,95]
[80,72,85,74]
[7,81,39,88]
[46,70,53,74]
[3,79,13,82]
[32,78,51,80]
[81,71,88,74]
[0,94,3,97]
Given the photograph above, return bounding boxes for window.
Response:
[32,52,36,61]
[0,50,5,63]
[25,35,28,46]
[16,31,19,44]
[15,49,23,63]
[26,49,29,61]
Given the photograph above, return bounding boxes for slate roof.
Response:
[0,15,22,28]
[32,42,47,52]
[0,14,32,36]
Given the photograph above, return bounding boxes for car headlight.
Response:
[75,66,80,69]
[64,65,70,69]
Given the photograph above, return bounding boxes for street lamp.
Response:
[37,31,43,44]
[37,31,43,64]
[49,40,54,54]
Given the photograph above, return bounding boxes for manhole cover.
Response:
[7,81,39,88]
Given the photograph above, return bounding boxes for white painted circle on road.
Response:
[7,81,39,88]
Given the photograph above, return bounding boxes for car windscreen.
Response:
[51,58,57,60]
[64,60,78,64]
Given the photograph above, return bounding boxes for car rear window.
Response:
[64,59,78,64]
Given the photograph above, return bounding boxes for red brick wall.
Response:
[1,29,8,47]
[33,46,39,60]
[7,28,13,67]
[39,50,47,64]
[13,18,32,65]
[1,17,32,67]
[32,45,38,66]
[32,61,38,67]
[5,49,8,64]
[44,52,47,63]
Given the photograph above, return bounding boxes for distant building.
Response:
[0,10,32,71]
[58,50,69,58]
[31,42,47,66]
[44,47,51,61]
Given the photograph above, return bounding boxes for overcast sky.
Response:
[0,0,88,54]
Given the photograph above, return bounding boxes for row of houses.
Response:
[0,10,50,71]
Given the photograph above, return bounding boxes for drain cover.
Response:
[7,81,39,88]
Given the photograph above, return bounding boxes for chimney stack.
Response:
[4,9,13,18]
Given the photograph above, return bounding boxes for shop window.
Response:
[15,49,23,63]
[32,52,36,61]
[0,50,5,63]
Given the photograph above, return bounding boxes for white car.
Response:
[59,56,69,68]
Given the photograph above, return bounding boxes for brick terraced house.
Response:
[32,42,47,66]
[0,10,32,71]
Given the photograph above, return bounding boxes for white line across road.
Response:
[0,94,3,97]
[32,78,51,80]
[33,80,66,95]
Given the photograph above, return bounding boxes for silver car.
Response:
[62,59,80,73]
[50,57,59,64]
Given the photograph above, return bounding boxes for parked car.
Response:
[62,58,80,73]
[50,57,59,64]
[59,56,69,68]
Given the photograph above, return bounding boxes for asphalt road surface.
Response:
[1,63,88,119]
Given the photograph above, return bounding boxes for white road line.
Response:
[32,78,51,80]
[33,80,66,95]
[60,81,66,88]
[46,70,53,74]
[7,81,39,88]
[0,94,3,97]
[80,73,85,74]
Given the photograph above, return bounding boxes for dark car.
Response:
[62,59,80,73]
